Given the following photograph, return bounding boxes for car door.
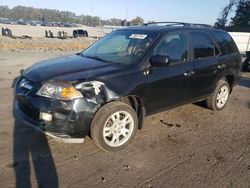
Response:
[145,31,195,114]
[188,31,222,99]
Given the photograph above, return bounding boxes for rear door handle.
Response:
[217,64,226,70]
[184,70,195,77]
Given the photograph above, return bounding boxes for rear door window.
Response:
[190,32,217,59]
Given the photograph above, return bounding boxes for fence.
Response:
[229,32,250,53]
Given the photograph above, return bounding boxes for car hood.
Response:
[23,54,124,82]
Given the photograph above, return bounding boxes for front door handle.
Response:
[143,67,152,76]
[217,64,226,70]
[184,70,195,77]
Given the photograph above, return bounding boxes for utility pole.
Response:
[91,4,93,27]
[125,8,128,26]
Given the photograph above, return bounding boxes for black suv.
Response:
[15,22,242,151]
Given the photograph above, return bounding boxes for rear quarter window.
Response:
[211,31,239,55]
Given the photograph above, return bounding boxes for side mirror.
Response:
[150,55,170,67]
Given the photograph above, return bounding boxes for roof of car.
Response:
[118,22,223,33]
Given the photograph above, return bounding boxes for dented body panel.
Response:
[14,53,148,139]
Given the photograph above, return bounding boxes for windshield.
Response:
[81,30,157,64]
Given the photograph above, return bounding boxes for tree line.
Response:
[0,5,144,26]
[215,0,250,32]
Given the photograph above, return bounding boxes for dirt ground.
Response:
[0,35,96,51]
[0,49,250,188]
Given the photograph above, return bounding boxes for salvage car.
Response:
[14,22,242,151]
[73,29,88,38]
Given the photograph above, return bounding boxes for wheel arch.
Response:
[225,74,235,93]
[213,73,235,94]
[115,96,146,130]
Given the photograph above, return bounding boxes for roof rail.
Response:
[144,22,212,28]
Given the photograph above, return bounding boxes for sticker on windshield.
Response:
[129,34,147,39]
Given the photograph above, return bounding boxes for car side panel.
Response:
[144,61,194,114]
[190,56,225,98]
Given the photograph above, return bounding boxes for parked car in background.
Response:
[73,29,89,38]
[14,22,242,151]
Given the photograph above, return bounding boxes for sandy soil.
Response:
[0,35,96,51]
[0,50,250,188]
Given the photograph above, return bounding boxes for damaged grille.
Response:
[19,78,34,93]
[16,95,39,120]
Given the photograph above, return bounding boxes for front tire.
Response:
[90,101,138,152]
[206,80,230,111]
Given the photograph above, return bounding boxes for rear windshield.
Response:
[212,31,239,55]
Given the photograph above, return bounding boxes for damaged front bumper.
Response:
[14,101,85,143]
[14,91,99,143]
[14,76,118,143]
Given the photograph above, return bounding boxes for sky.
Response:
[0,0,235,25]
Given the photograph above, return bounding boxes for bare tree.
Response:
[215,0,239,28]
[231,0,250,31]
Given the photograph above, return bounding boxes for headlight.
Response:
[36,80,83,100]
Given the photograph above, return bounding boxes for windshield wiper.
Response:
[81,54,110,63]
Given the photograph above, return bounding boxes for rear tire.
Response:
[206,80,230,111]
[91,101,138,152]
